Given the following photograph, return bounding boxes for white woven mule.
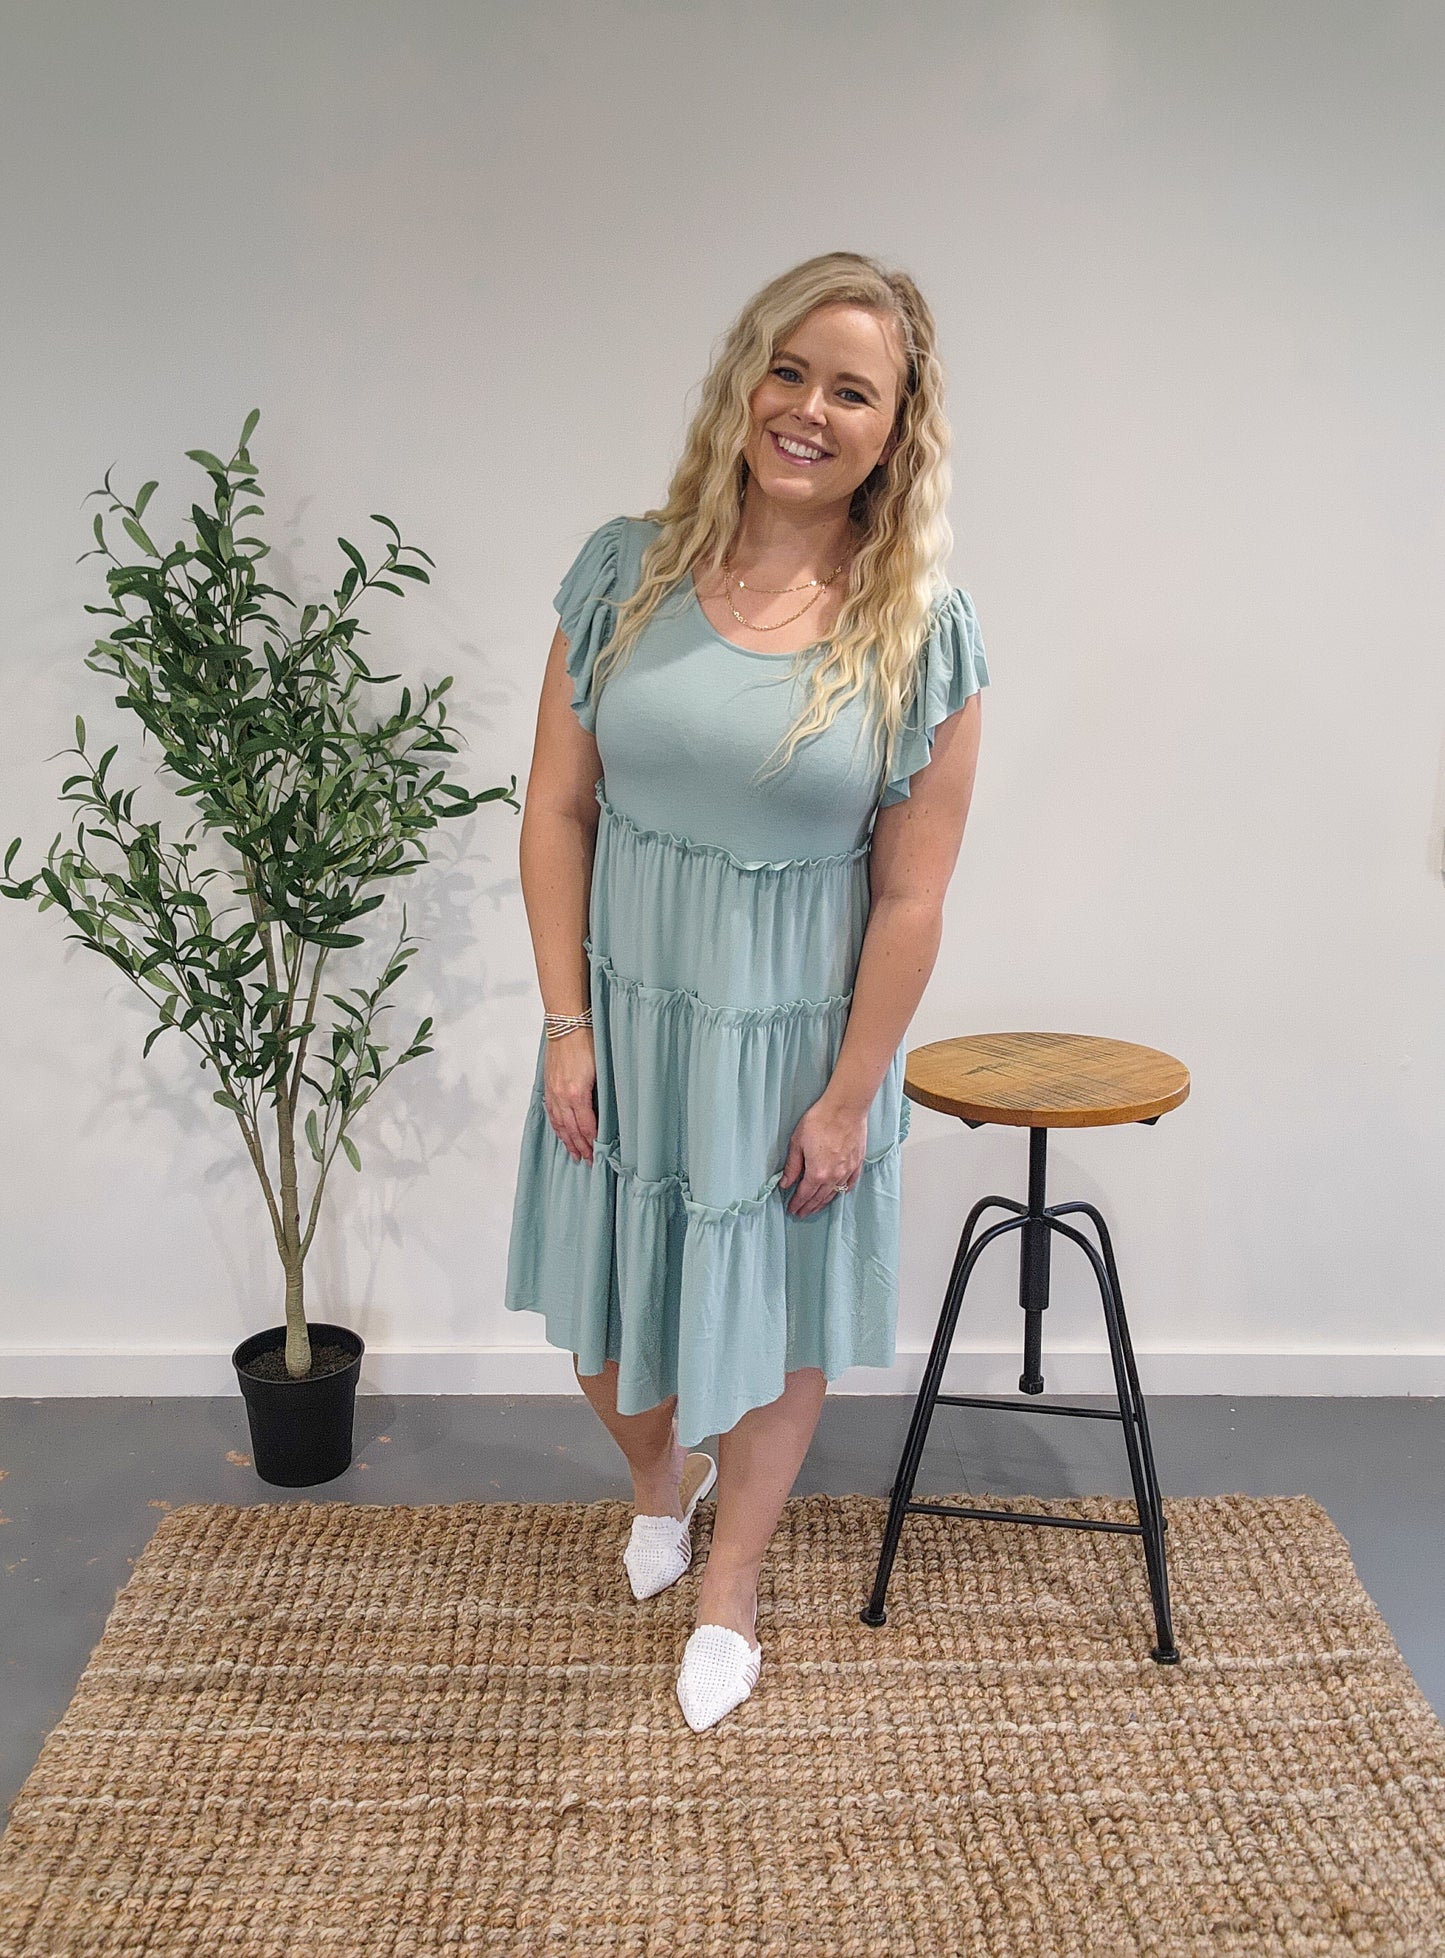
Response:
[676,1622,763,1732]
[622,1450,717,1600]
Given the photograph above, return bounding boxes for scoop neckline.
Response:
[686,569,824,660]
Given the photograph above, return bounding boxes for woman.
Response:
[504,250,989,1731]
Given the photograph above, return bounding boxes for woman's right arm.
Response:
[518,620,604,1164]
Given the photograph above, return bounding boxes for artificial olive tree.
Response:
[2,411,513,1376]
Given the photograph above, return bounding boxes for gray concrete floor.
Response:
[1,1393,1442,1820]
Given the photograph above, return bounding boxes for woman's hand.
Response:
[544,1030,599,1164]
[779,1094,868,1218]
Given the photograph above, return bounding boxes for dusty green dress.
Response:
[503,515,990,1446]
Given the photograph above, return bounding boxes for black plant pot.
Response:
[231,1321,365,1488]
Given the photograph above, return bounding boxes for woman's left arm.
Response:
[825,692,985,1116]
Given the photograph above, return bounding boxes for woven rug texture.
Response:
[0,1491,1442,1956]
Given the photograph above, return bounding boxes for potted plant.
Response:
[2,410,515,1485]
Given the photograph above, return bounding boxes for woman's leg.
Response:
[694,1366,826,1646]
[573,1355,688,1518]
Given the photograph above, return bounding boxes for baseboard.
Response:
[1,1346,1442,1398]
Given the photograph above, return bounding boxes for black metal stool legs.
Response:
[1053,1197,1175,1656]
[1045,1205,1177,1661]
[862,1125,1180,1664]
[880,1196,1025,1506]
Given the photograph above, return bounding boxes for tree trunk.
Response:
[282,1244,310,1377]
[277,1091,312,1377]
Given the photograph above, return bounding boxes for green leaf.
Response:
[213,1090,243,1114]
[337,537,368,581]
[340,1134,361,1172]
[240,409,260,448]
[134,480,159,519]
[120,516,158,558]
[305,1108,323,1163]
[74,715,86,750]
[186,449,229,477]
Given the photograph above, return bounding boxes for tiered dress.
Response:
[503,514,989,1447]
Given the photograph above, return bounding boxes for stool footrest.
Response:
[905,1498,1144,1536]
[937,1392,1124,1422]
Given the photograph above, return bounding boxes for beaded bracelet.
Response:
[544,1009,593,1040]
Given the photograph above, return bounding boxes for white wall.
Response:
[2,0,1442,1399]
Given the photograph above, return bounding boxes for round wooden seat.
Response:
[904,1032,1190,1130]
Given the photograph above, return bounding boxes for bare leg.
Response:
[695,1366,826,1649]
[573,1355,688,1519]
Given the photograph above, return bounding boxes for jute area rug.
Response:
[0,1493,1442,1956]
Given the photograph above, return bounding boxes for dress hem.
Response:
[502,1294,900,1444]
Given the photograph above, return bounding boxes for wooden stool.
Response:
[861,1032,1190,1664]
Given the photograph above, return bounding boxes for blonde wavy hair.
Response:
[587,250,956,794]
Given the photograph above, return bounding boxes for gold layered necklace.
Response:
[719,552,851,631]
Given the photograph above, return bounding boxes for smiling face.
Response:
[743,301,906,517]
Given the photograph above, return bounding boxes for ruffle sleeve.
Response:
[553,513,631,733]
[877,587,990,808]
